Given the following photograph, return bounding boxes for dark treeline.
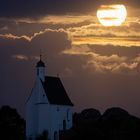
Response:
[64,108,140,140]
[1,106,140,140]
[0,106,25,140]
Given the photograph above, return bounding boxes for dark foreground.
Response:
[1,106,140,140]
[62,107,140,140]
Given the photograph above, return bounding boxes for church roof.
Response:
[41,76,73,106]
[36,60,45,67]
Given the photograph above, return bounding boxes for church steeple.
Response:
[36,55,45,82]
[36,55,45,67]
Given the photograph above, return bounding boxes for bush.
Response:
[0,105,25,140]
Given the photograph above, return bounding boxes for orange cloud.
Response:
[12,54,28,61]
[63,45,140,74]
[0,34,31,41]
[72,36,140,47]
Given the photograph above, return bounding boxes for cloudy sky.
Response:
[1,0,140,117]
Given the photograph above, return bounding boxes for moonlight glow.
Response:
[97,5,127,26]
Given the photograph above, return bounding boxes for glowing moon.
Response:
[97,5,127,26]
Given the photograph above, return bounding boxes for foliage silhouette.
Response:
[0,105,25,140]
[65,107,140,140]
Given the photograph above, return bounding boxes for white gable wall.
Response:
[26,103,38,140]
[26,77,73,140]
[26,78,39,140]
[26,77,49,140]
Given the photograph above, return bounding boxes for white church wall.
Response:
[49,105,73,140]
[26,104,38,140]
[49,105,60,140]
[38,104,51,138]
[26,79,39,140]
[36,104,73,140]
[26,77,50,140]
[26,81,73,140]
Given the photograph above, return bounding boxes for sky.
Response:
[0,0,140,117]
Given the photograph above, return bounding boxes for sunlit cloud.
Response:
[1,13,140,74]
[16,15,95,25]
[12,54,28,61]
[0,28,68,43]
[85,60,138,74]
[63,45,140,74]
[0,6,140,48]
[66,19,140,47]
[72,36,140,47]
[0,34,31,41]
[12,54,40,61]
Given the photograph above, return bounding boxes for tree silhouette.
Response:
[65,108,140,140]
[0,105,25,140]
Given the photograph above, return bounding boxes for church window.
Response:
[67,109,70,121]
[63,120,66,130]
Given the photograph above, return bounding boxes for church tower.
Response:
[26,58,73,140]
[36,55,45,82]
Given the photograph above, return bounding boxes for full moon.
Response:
[97,5,127,26]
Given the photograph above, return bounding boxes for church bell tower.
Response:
[36,55,45,82]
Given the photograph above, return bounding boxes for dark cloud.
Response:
[0,0,139,18]
[31,30,71,55]
[0,19,47,36]
[89,44,140,57]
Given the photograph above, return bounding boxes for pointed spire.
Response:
[40,54,42,61]
[39,49,42,61]
[36,53,45,67]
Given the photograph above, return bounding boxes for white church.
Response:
[26,57,74,140]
